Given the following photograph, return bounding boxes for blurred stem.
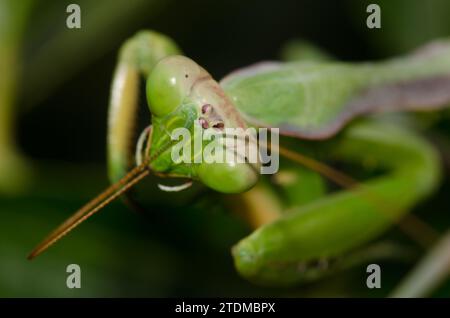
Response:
[0,0,33,194]
[22,0,169,109]
[0,47,16,150]
[0,0,31,147]
[1,0,168,193]
[390,230,450,298]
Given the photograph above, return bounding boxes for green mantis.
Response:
[29,30,450,288]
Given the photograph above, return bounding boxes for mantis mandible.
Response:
[29,30,450,287]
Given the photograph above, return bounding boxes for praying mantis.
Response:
[28,30,450,289]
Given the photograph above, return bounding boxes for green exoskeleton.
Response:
[29,30,450,287]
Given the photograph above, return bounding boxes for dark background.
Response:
[1,0,449,297]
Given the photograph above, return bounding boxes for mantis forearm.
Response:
[232,120,441,286]
[107,31,181,182]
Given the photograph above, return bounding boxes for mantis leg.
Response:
[230,159,326,229]
[232,120,441,286]
[107,31,180,182]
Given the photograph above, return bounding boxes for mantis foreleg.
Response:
[232,120,441,286]
[107,31,180,182]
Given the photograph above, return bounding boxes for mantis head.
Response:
[28,55,261,260]
[145,55,260,194]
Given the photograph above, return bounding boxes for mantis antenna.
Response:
[28,126,184,260]
[275,144,439,248]
[28,131,438,259]
[27,161,151,260]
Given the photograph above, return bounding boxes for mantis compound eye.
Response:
[146,55,260,193]
[197,154,259,194]
[146,55,203,117]
[196,134,260,194]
